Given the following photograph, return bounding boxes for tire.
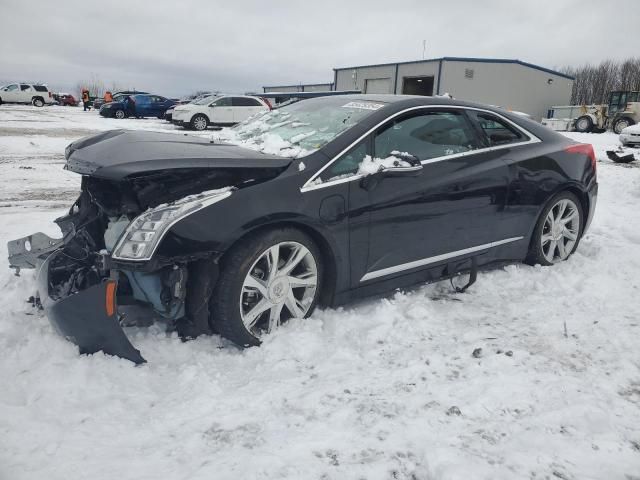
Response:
[211,227,323,347]
[613,116,635,134]
[190,114,209,131]
[526,191,584,266]
[114,109,125,119]
[574,115,593,133]
[32,97,45,107]
[0,97,3,105]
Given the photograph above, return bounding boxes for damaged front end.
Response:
[8,163,280,364]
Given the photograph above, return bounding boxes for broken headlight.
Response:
[112,189,233,261]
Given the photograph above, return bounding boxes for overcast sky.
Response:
[1,0,639,97]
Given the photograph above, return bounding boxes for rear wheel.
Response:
[114,109,125,119]
[32,97,44,107]
[190,114,208,131]
[613,116,635,134]
[527,192,583,266]
[574,115,593,133]
[211,228,322,347]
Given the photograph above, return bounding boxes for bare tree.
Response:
[564,57,640,105]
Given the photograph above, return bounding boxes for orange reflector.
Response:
[105,281,117,317]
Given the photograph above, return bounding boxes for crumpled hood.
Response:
[65,130,291,180]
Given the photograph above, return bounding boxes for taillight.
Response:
[261,97,273,110]
[48,91,52,98]
[565,143,596,176]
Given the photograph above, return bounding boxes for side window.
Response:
[321,142,368,182]
[20,84,31,91]
[467,111,526,146]
[33,85,48,92]
[232,97,261,107]
[212,97,232,107]
[5,84,18,92]
[374,110,480,160]
[135,95,149,104]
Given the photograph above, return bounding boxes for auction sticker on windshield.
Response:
[341,102,384,110]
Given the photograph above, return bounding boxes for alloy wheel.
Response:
[115,110,125,119]
[577,118,589,131]
[239,241,318,336]
[193,115,207,130]
[541,198,580,263]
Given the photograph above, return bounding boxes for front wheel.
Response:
[211,228,322,347]
[114,109,125,119]
[527,192,583,266]
[574,115,593,133]
[190,114,208,131]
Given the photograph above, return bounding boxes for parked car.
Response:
[164,105,177,122]
[99,94,175,119]
[53,93,78,106]
[94,90,149,110]
[164,93,215,122]
[8,95,598,364]
[619,123,640,147]
[0,83,53,107]
[172,94,270,130]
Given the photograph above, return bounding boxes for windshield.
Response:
[193,95,219,106]
[219,96,386,158]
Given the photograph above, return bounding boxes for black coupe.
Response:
[8,95,598,363]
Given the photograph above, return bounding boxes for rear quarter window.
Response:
[232,97,262,107]
[33,85,48,92]
[467,111,526,146]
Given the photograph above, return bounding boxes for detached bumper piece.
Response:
[46,279,146,365]
[9,230,146,365]
[606,149,637,164]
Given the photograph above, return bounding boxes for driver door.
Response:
[2,84,20,102]
[347,108,511,285]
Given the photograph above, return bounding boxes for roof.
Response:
[262,82,334,89]
[333,56,574,80]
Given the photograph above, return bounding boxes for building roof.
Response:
[333,56,574,80]
[262,82,334,89]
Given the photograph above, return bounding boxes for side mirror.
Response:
[359,163,423,191]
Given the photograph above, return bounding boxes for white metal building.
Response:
[333,57,574,121]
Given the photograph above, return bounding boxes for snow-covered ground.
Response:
[1,105,639,480]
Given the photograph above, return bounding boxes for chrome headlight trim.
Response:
[111,189,233,262]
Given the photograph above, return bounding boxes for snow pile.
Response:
[213,111,315,158]
[357,154,412,175]
[1,106,640,479]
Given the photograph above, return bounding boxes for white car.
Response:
[619,123,640,146]
[172,94,270,131]
[0,83,54,107]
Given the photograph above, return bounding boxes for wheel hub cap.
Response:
[551,222,563,240]
[268,277,289,303]
[239,241,318,336]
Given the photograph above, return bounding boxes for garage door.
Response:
[364,78,391,94]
